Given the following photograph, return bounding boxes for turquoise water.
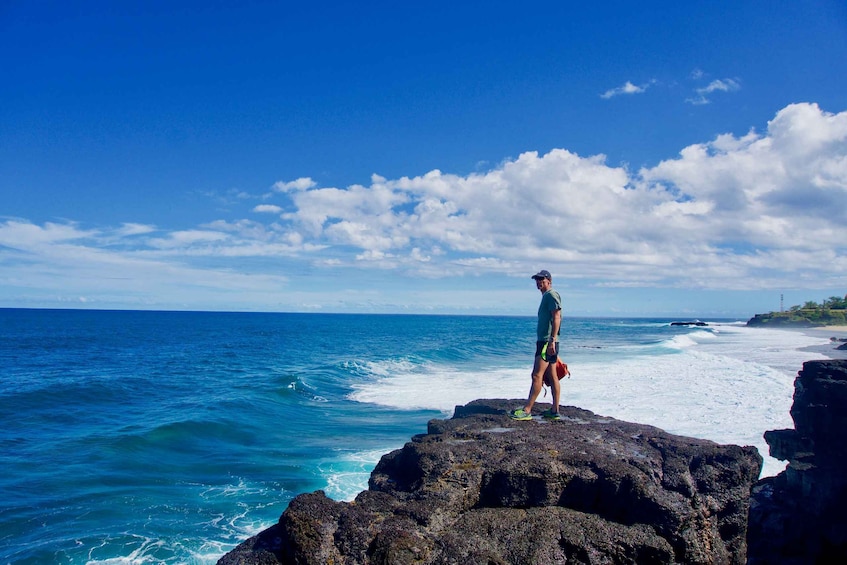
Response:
[0,309,831,563]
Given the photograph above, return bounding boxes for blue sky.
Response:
[2,0,846,317]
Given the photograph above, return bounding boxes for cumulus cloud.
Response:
[1,103,845,309]
[271,103,846,287]
[642,103,847,238]
[600,80,653,99]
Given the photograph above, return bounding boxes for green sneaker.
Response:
[508,408,532,421]
[542,409,562,421]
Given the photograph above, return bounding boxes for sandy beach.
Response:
[808,325,847,335]
[798,326,847,360]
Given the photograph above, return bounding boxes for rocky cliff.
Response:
[747,359,847,563]
[219,400,762,564]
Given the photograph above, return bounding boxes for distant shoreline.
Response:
[796,326,847,360]
[748,324,847,361]
[802,325,847,338]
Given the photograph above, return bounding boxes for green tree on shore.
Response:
[748,293,847,327]
[792,295,847,311]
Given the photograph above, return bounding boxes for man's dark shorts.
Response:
[535,340,558,363]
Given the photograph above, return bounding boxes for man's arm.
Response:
[550,308,561,346]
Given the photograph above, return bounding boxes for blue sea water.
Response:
[0,309,836,563]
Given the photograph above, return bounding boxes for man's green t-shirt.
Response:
[537,289,562,341]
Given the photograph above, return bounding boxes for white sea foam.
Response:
[85,536,165,565]
[78,481,286,565]
[319,448,396,501]
[659,334,700,349]
[348,363,523,413]
[348,324,835,478]
[345,358,419,377]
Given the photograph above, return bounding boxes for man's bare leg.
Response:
[548,363,560,413]
[523,355,549,414]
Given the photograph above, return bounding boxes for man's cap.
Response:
[531,269,552,280]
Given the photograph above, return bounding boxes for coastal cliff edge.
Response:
[220,400,761,564]
[220,359,847,564]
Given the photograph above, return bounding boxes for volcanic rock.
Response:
[748,359,847,563]
[220,400,761,564]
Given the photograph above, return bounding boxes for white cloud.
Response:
[273,177,317,192]
[701,78,741,94]
[274,103,846,287]
[687,78,741,105]
[0,220,95,245]
[1,103,845,311]
[253,204,283,214]
[0,221,291,309]
[642,103,847,233]
[117,223,156,236]
[147,229,230,249]
[600,80,652,99]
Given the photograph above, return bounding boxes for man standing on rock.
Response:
[510,269,563,421]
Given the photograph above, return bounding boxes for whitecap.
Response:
[318,448,398,502]
[347,323,836,479]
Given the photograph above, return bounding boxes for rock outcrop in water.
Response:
[219,399,762,564]
[747,359,847,563]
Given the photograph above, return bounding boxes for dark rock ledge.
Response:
[220,400,762,564]
[748,359,847,563]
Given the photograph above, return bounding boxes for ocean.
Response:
[0,309,838,564]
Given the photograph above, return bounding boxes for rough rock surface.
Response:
[748,359,847,563]
[220,400,761,564]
